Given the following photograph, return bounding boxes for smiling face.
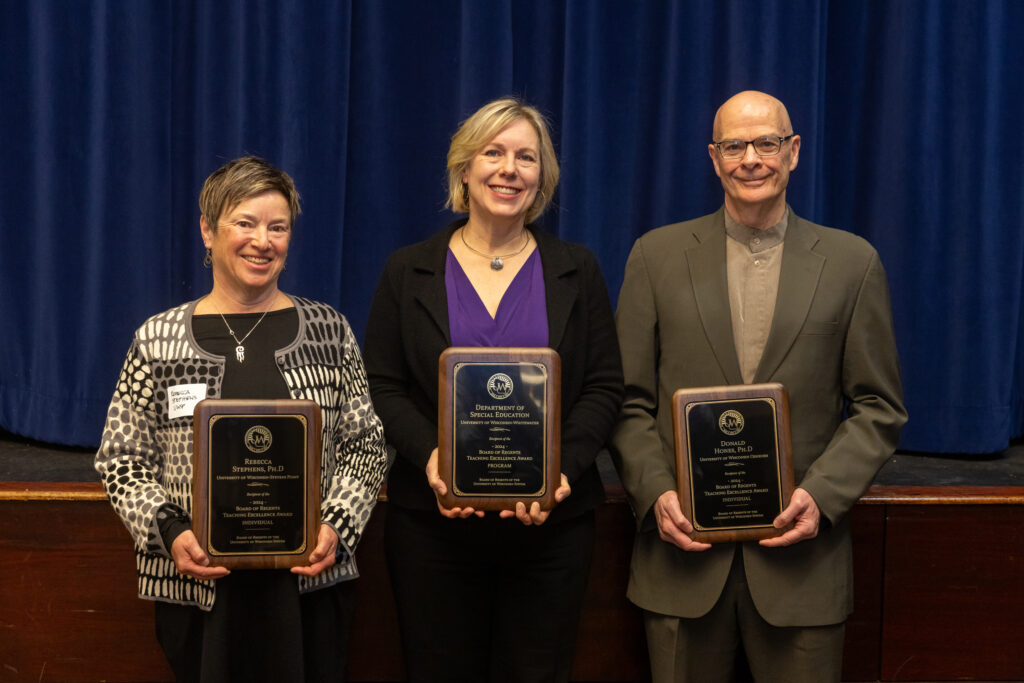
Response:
[708,91,800,225]
[201,190,291,304]
[462,118,541,226]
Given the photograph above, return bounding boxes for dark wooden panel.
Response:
[347,505,405,682]
[881,504,1024,680]
[0,487,648,683]
[572,496,649,682]
[0,498,173,683]
[6,481,1024,682]
[843,504,885,682]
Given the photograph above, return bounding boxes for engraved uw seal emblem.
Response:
[244,425,273,453]
[718,409,744,436]
[486,373,514,400]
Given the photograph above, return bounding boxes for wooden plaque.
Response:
[438,347,561,511]
[671,383,795,543]
[192,399,321,569]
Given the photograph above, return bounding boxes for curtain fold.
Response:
[1,0,1022,454]
[823,0,1024,451]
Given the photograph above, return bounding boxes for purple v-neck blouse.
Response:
[445,248,548,347]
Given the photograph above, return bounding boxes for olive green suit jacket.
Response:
[610,207,907,627]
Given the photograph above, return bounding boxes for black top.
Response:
[192,308,299,399]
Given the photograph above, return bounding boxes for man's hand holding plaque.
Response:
[653,490,713,552]
[671,383,796,544]
[437,347,561,513]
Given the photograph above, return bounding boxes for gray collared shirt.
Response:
[724,208,788,383]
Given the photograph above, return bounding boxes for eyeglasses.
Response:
[712,134,795,159]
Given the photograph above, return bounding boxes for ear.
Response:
[788,135,801,171]
[708,144,723,179]
[200,215,214,248]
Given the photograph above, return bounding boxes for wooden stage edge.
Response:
[8,479,1023,503]
[0,480,107,500]
[2,480,1023,683]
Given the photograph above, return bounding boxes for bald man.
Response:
[610,91,907,682]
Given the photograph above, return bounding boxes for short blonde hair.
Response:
[199,156,301,232]
[446,98,559,224]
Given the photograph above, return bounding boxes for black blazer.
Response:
[364,220,624,522]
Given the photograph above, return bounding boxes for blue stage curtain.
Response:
[1,0,1022,453]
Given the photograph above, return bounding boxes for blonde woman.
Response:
[365,99,623,682]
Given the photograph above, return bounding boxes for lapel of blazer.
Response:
[686,210,744,385]
[754,212,825,383]
[410,222,461,346]
[534,228,577,351]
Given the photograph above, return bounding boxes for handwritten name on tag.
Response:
[168,383,207,420]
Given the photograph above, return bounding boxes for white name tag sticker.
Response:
[168,383,208,420]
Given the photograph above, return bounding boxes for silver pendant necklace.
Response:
[460,228,530,271]
[211,297,274,363]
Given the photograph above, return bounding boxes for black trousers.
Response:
[385,506,596,683]
[155,571,357,683]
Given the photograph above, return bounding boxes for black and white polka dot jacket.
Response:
[95,296,388,610]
